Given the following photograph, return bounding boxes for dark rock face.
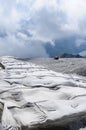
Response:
[0,63,5,69]
[20,122,85,130]
[0,103,4,122]
[21,126,69,130]
[61,53,83,58]
[37,126,69,130]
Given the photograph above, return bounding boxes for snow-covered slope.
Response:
[30,58,86,76]
[0,57,86,130]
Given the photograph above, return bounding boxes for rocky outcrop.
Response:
[61,53,83,58]
[0,62,5,69]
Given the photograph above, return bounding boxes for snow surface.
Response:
[0,57,86,129]
[30,58,86,76]
[80,128,86,130]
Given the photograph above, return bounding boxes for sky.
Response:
[0,0,86,57]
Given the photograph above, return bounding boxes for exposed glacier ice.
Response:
[0,57,86,130]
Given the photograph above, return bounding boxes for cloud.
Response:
[79,51,86,56]
[0,0,86,57]
[23,0,86,42]
[76,39,86,47]
[0,34,49,58]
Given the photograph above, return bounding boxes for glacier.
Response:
[0,57,86,130]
